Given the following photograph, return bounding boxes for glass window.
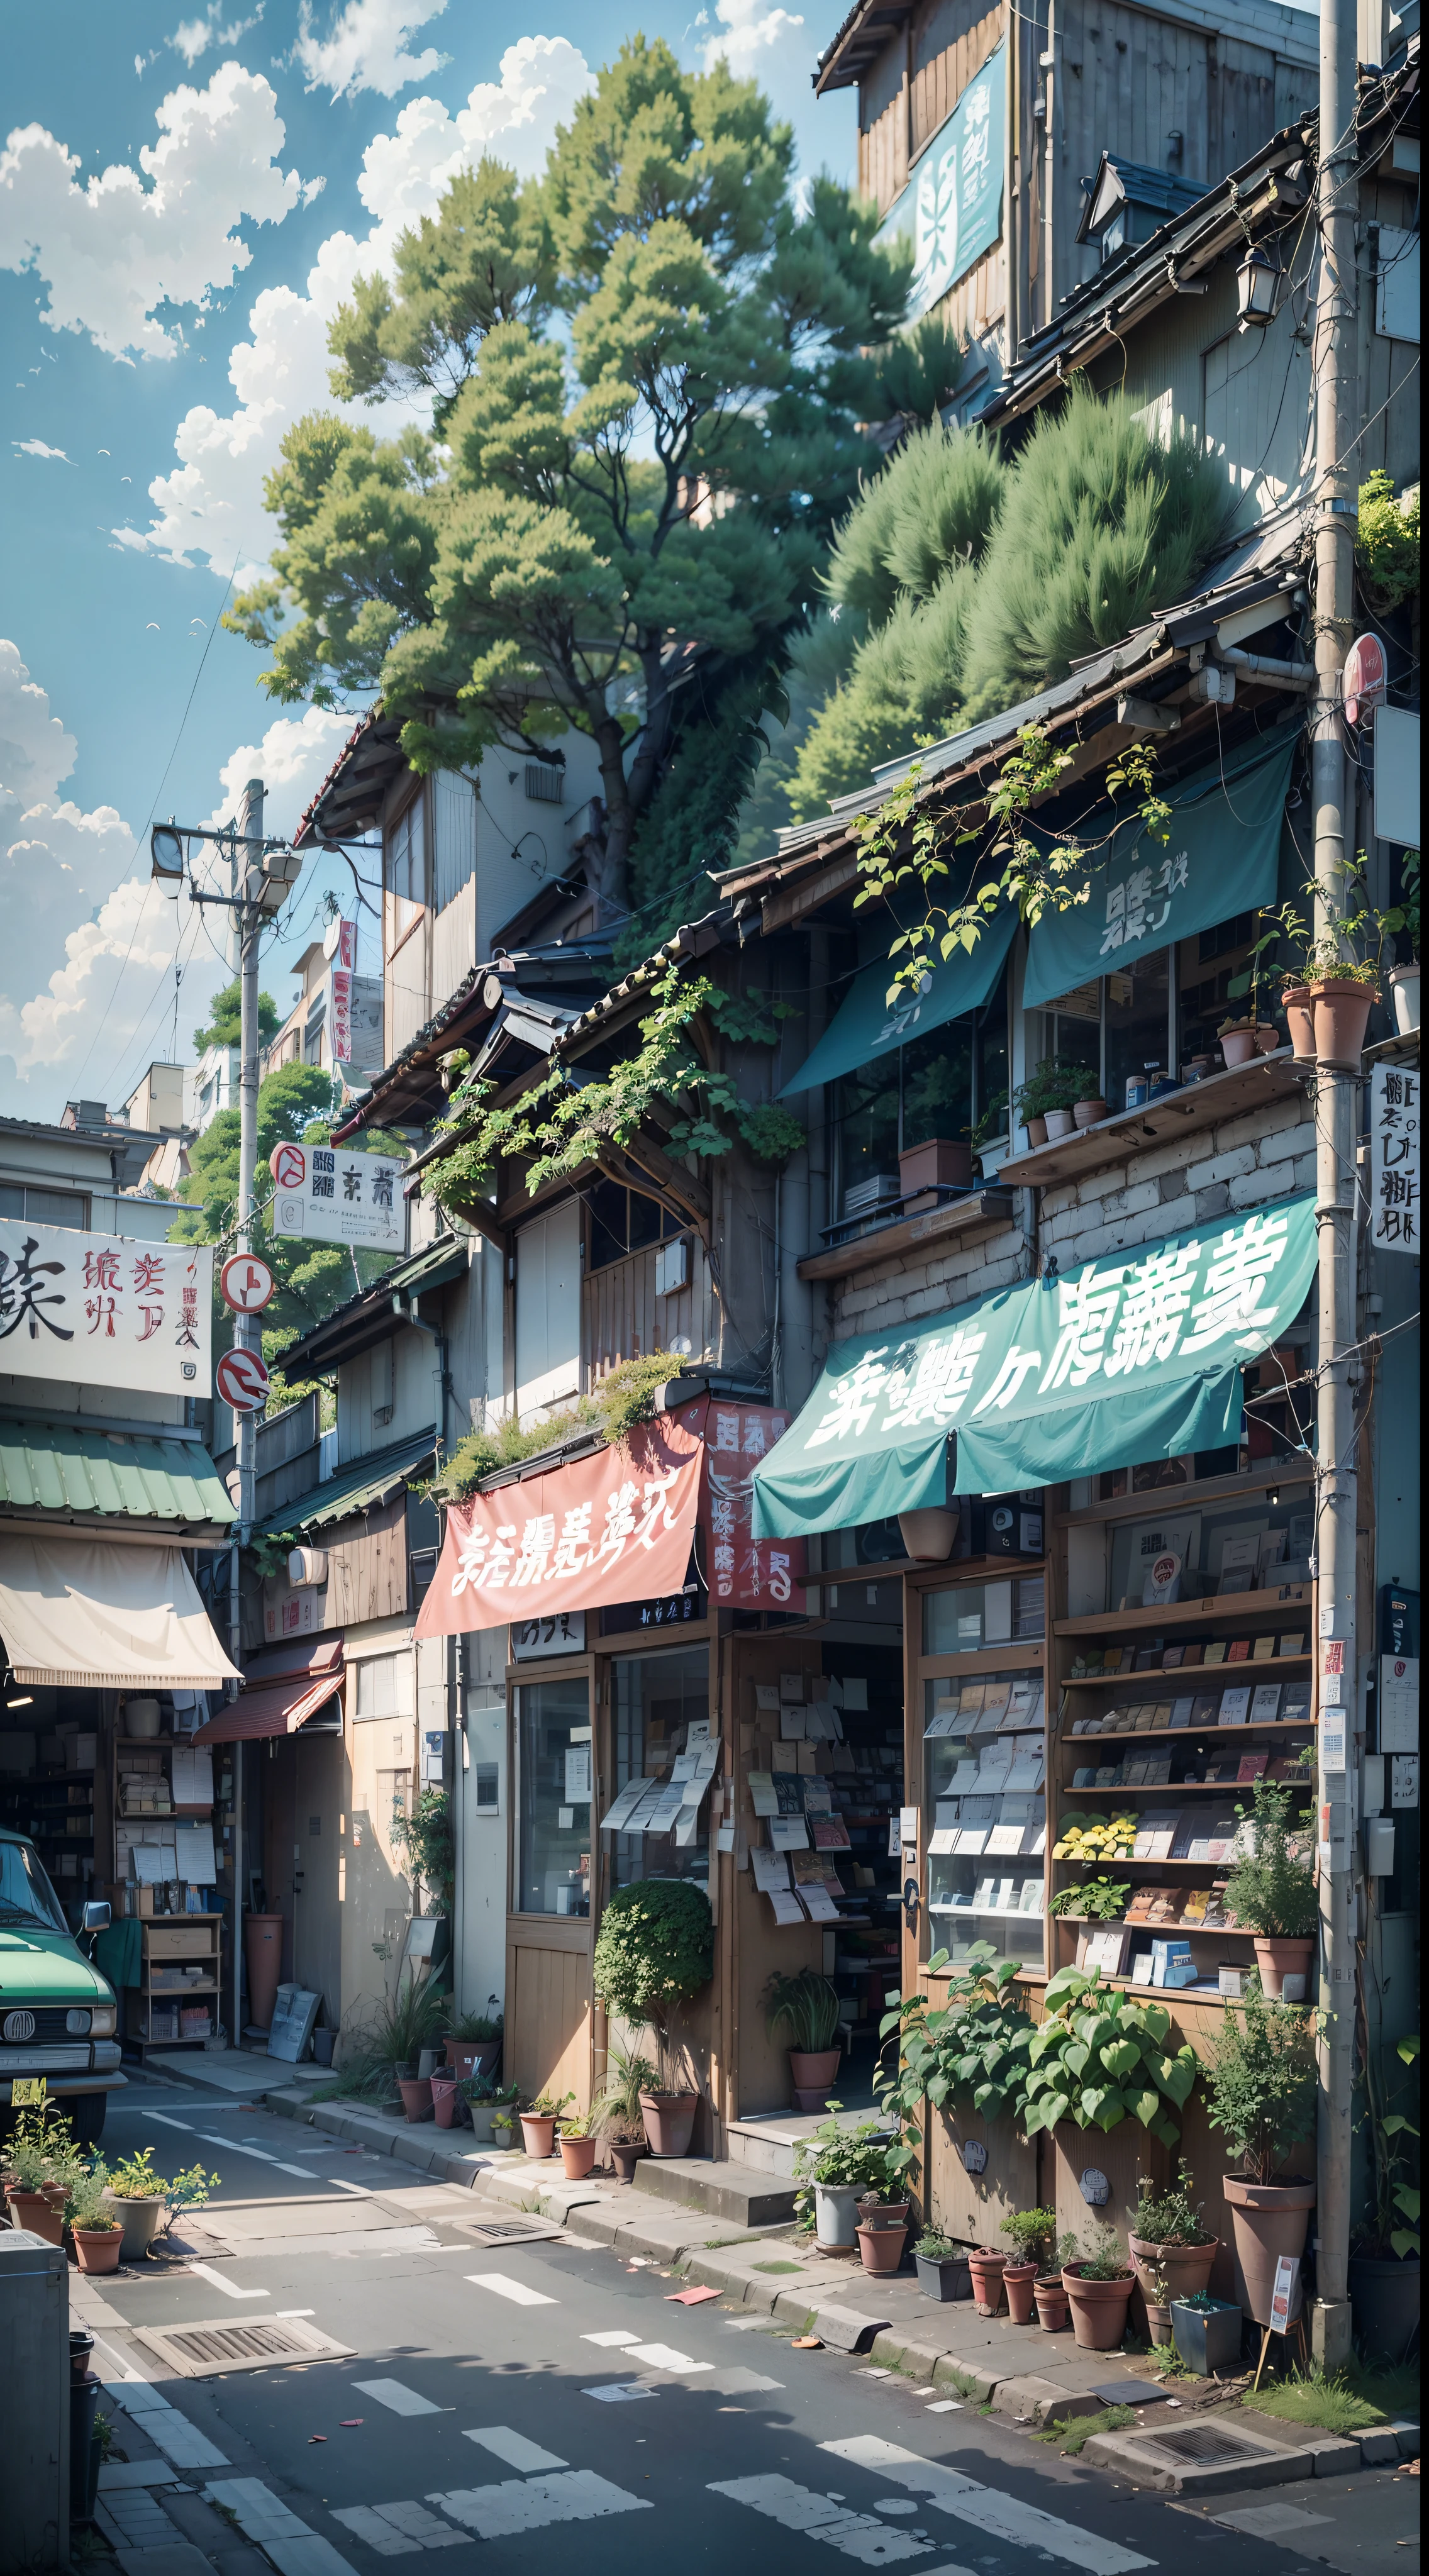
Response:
[1104,950,1172,1109]
[836,1058,901,1209]
[516,1674,591,1915]
[921,1659,1045,1968]
[584,1180,677,1272]
[1177,912,1257,1071]
[975,970,1009,1144]
[923,1574,1045,1654]
[611,1645,710,1889]
[432,772,477,913]
[0,1836,67,1933]
[353,1653,414,1720]
[0,1185,89,1229]
[385,795,427,931]
[1035,981,1101,1094]
[902,1021,973,1153]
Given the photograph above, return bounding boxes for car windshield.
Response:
[0,1838,69,1933]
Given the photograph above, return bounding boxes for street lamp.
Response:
[1236,246,1279,329]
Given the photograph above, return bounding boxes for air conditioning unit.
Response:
[654,1236,689,1297]
[843,1173,899,1221]
[287,1546,328,1589]
[525,762,564,804]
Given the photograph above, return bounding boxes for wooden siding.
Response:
[912,0,1003,158]
[506,1919,593,2109]
[582,1236,720,1387]
[430,875,475,1021]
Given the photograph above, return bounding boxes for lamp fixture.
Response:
[1236,245,1279,328]
[6,1694,33,1709]
[150,821,186,882]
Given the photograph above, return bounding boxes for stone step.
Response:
[630,2154,800,2226]
[726,2106,891,2177]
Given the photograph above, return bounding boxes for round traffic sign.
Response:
[216,1345,271,1413]
[220,1252,275,1315]
[269,1140,307,1191]
[1343,632,1386,725]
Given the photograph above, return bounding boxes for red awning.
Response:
[194,1637,344,1744]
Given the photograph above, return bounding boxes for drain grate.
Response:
[131,2315,353,2379]
[1140,2423,1269,2467]
[459,2218,565,2246]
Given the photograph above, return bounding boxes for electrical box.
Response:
[1365,1814,1396,1877]
[421,1729,448,1786]
[0,2229,69,2572]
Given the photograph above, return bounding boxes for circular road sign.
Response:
[269,1140,307,1191]
[216,1345,271,1413]
[220,1252,275,1316]
[1343,633,1387,726]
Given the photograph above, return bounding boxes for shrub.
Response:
[1130,2160,1213,2246]
[1223,1779,1316,1940]
[1000,2207,1058,2263]
[1022,1968,1199,2147]
[1073,2221,1132,2280]
[593,1880,713,2082]
[1206,1980,1316,2184]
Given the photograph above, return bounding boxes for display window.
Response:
[609,1644,711,1889]
[916,1570,1048,1972]
[514,1674,592,1916]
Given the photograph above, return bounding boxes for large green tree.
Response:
[226,38,923,933]
[169,1064,353,1348]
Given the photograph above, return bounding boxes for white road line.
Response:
[463,2427,567,2473]
[624,2341,713,2373]
[147,2112,318,2182]
[709,2474,936,2565]
[923,2402,962,2414]
[331,2502,468,2555]
[464,2272,557,2307]
[582,2329,642,2348]
[351,2380,445,2418]
[820,2438,1156,2575]
[94,2350,228,2472]
[428,2472,653,2538]
[186,2262,269,2301]
[583,2384,657,2404]
[206,2477,357,2576]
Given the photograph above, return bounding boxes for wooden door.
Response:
[506,1917,592,2108]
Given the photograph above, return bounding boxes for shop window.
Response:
[1104,948,1172,1108]
[610,1645,710,1889]
[516,1674,591,1915]
[0,1184,90,1230]
[976,968,1009,1146]
[585,1179,679,1272]
[833,1006,995,1211]
[921,1653,1047,1970]
[923,1574,1045,1654]
[1035,980,1101,1094]
[1177,913,1258,1067]
[353,1653,414,1720]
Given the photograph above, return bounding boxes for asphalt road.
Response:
[89,2085,1418,2576]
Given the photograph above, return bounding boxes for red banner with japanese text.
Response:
[414,1411,704,1636]
[677,1398,806,1613]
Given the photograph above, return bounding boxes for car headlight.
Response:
[88,2004,117,2038]
[66,2008,93,2035]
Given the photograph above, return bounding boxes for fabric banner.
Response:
[0,1222,210,1397]
[778,908,1015,1098]
[416,1413,704,1635]
[750,1195,1318,1538]
[1022,726,1298,1011]
[678,1397,806,1610]
[874,46,1006,318]
[0,1535,241,1688]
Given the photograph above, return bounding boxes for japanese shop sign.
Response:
[752,1195,1320,1538]
[1022,726,1298,1011]
[416,1412,705,1635]
[1369,1061,1418,1255]
[875,47,1006,318]
[268,1141,406,1252]
[0,1223,210,1396]
[682,1400,806,1613]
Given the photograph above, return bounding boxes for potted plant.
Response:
[1126,2163,1218,2345]
[593,1880,714,2159]
[1013,1060,1091,1147]
[1048,1877,1130,1926]
[490,2103,520,2151]
[856,2206,910,2276]
[793,2102,898,2253]
[1062,2223,1137,2350]
[1034,2235,1079,2332]
[5,2106,80,2245]
[913,2228,971,2302]
[99,2145,217,2262]
[430,2067,461,2129]
[1350,2029,1420,2363]
[462,2076,518,2143]
[1170,2289,1244,2377]
[999,2207,1057,2324]
[1306,954,1380,1065]
[592,2046,658,2184]
[557,2107,599,2182]
[1206,1979,1317,2324]
[967,2245,1008,2314]
[1071,1073,1109,1130]
[67,2166,124,2277]
[397,2068,434,2123]
[1223,1779,1316,1999]
[764,1968,843,2112]
[1019,1967,1199,2155]
[520,2090,573,2160]
[444,2007,504,2082]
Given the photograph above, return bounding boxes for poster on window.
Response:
[0,1222,211,1394]
[268,1141,406,1251]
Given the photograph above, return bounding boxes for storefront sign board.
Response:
[0,1221,210,1394]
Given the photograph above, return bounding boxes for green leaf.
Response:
[1063,2043,1091,2080]
[1040,2092,1073,2133]
[1152,2116,1182,2148]
[1102,2040,1142,2081]
[1149,2050,1198,2107]
[1130,2088,1164,2131]
[1391,2228,1422,2258]
[1081,2085,1128,2133]
[1393,2185,1421,2223]
[1139,2003,1172,2044]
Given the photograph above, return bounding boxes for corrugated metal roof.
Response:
[0,1418,235,1529]
[255,1430,435,1539]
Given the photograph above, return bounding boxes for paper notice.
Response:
[747,1770,779,1817]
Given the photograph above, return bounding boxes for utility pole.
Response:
[1309,0,1359,2376]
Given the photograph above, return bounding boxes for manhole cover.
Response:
[1142,2423,1269,2467]
[130,2316,353,2379]
[459,2218,565,2246]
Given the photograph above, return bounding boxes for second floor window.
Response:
[385,794,427,935]
[586,1179,680,1272]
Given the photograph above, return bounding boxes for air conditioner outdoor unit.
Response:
[287,1547,329,1589]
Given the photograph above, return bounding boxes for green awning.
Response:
[256,1430,435,1540]
[750,1194,1316,1536]
[0,1417,234,1530]
[778,907,1015,1098]
[1022,725,1298,1012]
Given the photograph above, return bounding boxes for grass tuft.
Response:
[1242,2368,1391,2435]
[1036,2404,1137,2455]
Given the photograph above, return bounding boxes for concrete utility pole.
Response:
[236,779,265,1545]
[1309,0,1359,2375]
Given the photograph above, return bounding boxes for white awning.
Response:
[0,1534,242,1690]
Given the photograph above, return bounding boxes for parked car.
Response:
[0,1829,124,2145]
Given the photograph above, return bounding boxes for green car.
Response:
[0,1828,123,2145]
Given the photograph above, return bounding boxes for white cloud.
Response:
[13,437,72,461]
[0,63,311,362]
[118,38,592,571]
[169,6,265,68]
[296,0,449,101]
[699,0,806,71]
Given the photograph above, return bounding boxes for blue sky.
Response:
[0,1,854,1121]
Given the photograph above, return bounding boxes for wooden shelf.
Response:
[995,1046,1304,1187]
[1063,1717,1314,1745]
[1061,1779,1308,1796]
[1060,1654,1309,1687]
[1053,1852,1256,1867]
[1056,1585,1309,1638]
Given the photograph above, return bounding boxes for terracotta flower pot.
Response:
[638,2090,699,2159]
[1281,984,1316,1060]
[72,2226,123,2276]
[896,1508,959,1565]
[430,2075,459,2129]
[559,2135,598,2180]
[1024,1114,1048,1148]
[519,2114,557,2159]
[1309,977,1377,1068]
[1252,1936,1315,2003]
[968,2249,1006,2316]
[857,2197,910,2231]
[447,2038,502,2079]
[857,2223,908,2277]
[610,2139,646,2184]
[789,2046,842,2104]
[1223,2175,1315,2326]
[1044,1108,1076,1140]
[99,2190,166,2262]
[1003,2260,1038,2324]
[1128,2234,1220,2345]
[1072,1098,1109,1130]
[1034,2278,1069,2332]
[7,2189,63,2246]
[1220,1026,1259,1068]
[1062,2264,1135,2351]
[398,2076,434,2124]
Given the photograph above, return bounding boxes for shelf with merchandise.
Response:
[1056,1585,1311,1639]
[1060,1653,1310,1689]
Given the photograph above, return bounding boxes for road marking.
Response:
[923,2402,962,2414]
[463,2427,568,2473]
[278,2310,316,2318]
[464,2272,557,2306]
[709,2473,936,2564]
[331,2502,468,2555]
[184,2262,269,2301]
[351,2380,444,2417]
[582,2329,642,2349]
[584,2384,658,2404]
[820,2439,1156,2575]
[1212,2506,1333,2537]
[206,2477,357,2576]
[147,2114,321,2183]
[428,2472,653,2538]
[624,2342,713,2373]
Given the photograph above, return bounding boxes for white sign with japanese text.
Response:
[269,1142,406,1252]
[1370,1061,1419,1255]
[0,1223,211,1394]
